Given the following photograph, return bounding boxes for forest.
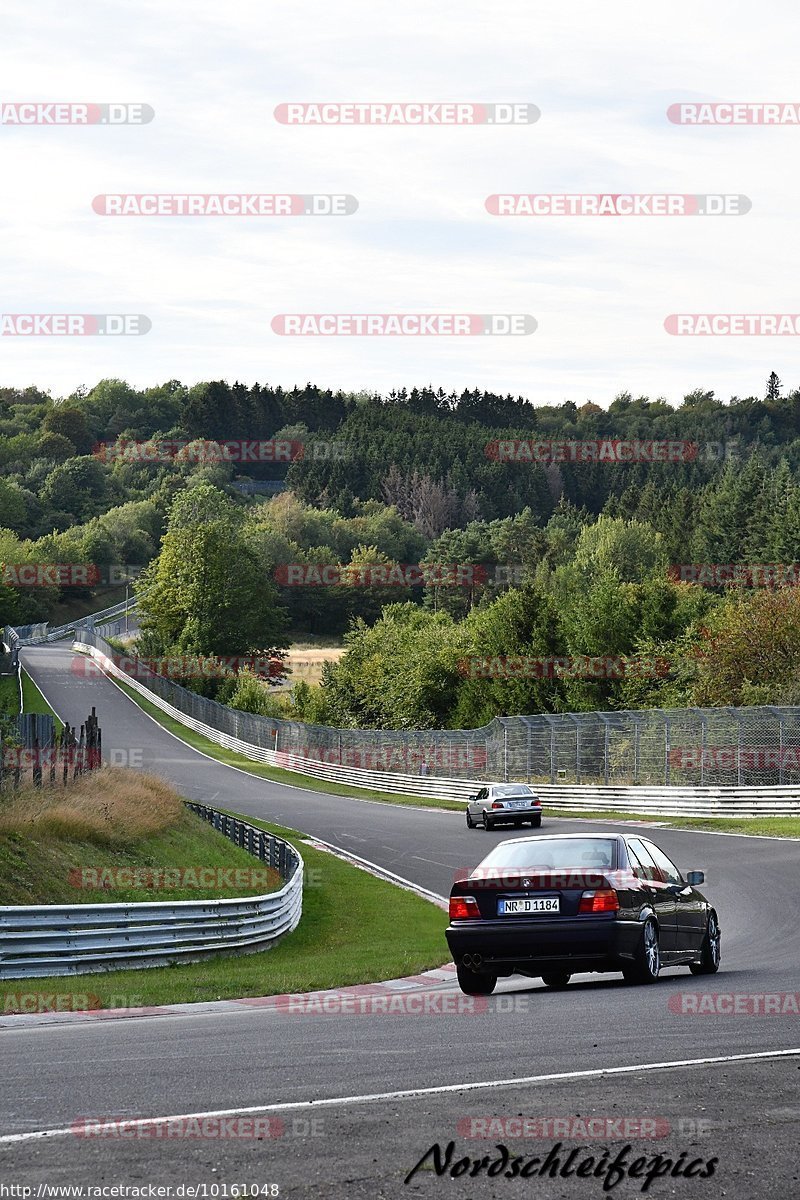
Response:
[3,373,800,728]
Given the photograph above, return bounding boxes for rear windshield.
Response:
[493,785,533,796]
[476,838,617,872]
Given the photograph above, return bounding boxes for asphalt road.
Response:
[2,643,798,1198]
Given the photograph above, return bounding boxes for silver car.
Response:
[465,783,543,830]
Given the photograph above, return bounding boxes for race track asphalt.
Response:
[1,644,798,1198]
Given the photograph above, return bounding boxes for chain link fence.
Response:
[69,629,800,788]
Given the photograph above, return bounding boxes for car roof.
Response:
[490,832,625,848]
[488,783,533,789]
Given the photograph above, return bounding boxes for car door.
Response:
[646,842,706,953]
[626,839,678,956]
[470,787,489,818]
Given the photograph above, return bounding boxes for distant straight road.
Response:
[2,642,797,1197]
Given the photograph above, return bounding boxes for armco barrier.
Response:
[0,805,302,980]
[73,640,800,817]
[10,599,138,647]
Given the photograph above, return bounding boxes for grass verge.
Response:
[0,672,20,716]
[0,810,448,1009]
[78,656,800,839]
[109,671,452,809]
[0,768,279,905]
[547,808,800,838]
[20,668,64,733]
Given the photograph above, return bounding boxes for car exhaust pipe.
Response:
[462,952,483,969]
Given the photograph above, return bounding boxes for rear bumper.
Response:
[483,806,542,822]
[446,915,642,976]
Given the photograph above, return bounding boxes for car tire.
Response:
[482,812,493,831]
[623,919,661,984]
[690,911,721,975]
[541,972,571,989]
[456,965,497,995]
[532,816,542,828]
[466,810,475,829]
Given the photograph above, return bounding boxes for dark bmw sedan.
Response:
[446,833,720,994]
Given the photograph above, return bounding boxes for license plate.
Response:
[508,799,528,808]
[498,897,560,915]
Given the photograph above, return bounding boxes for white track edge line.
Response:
[1,1047,798,1145]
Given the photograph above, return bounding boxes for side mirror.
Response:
[467,795,478,804]
[686,871,704,886]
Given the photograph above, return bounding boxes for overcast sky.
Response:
[1,0,798,407]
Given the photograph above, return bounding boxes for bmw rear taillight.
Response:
[533,799,541,807]
[449,895,480,920]
[578,888,619,914]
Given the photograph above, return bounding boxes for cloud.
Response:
[1,0,798,404]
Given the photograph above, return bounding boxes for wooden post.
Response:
[32,732,42,788]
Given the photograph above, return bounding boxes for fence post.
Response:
[567,715,581,785]
[525,718,532,783]
[664,713,671,786]
[502,724,509,782]
[32,733,41,788]
[633,719,640,784]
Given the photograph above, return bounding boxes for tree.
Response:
[572,516,664,584]
[766,372,782,401]
[41,406,91,454]
[692,588,800,706]
[137,484,288,657]
[0,479,27,532]
[40,457,108,520]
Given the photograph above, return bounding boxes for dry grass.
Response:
[0,767,183,845]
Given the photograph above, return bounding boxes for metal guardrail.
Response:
[74,629,800,789]
[0,805,303,979]
[8,599,139,647]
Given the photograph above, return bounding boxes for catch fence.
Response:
[70,630,800,788]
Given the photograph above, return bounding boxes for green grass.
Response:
[547,808,800,838]
[0,815,448,1009]
[20,668,64,733]
[0,672,20,716]
[109,672,450,809]
[0,809,281,906]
